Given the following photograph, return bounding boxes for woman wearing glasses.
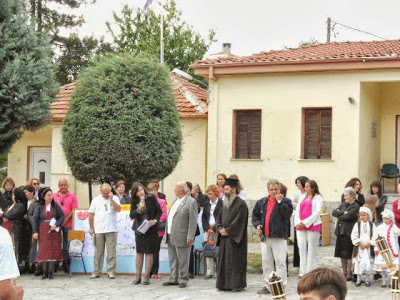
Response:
[26,178,41,200]
[32,187,65,279]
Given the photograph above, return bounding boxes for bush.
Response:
[62,53,182,186]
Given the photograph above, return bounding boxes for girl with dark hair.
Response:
[130,182,162,285]
[24,185,40,274]
[370,181,387,225]
[341,178,365,207]
[294,180,324,277]
[291,176,309,268]
[32,187,65,279]
[0,188,27,267]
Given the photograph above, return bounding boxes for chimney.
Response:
[222,43,231,54]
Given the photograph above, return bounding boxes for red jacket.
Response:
[393,199,400,228]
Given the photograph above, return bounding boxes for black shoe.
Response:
[365,281,371,287]
[355,281,361,287]
[163,281,179,286]
[382,284,387,288]
[179,283,187,288]
[29,265,36,274]
[41,274,48,280]
[35,266,43,277]
[21,262,30,274]
[133,279,141,285]
[48,273,54,279]
[188,273,195,279]
[374,273,382,280]
[232,288,244,292]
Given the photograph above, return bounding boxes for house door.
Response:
[29,147,51,187]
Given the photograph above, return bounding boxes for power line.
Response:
[330,19,388,40]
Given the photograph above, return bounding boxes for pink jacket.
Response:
[157,197,168,237]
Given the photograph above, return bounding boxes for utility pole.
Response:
[327,17,331,42]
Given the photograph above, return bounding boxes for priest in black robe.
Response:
[216,178,248,292]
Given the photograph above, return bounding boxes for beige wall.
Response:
[8,126,52,186]
[8,118,207,207]
[358,83,381,190]
[380,82,400,192]
[207,70,400,202]
[163,118,208,203]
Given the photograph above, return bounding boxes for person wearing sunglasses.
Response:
[53,178,78,273]
[26,178,40,200]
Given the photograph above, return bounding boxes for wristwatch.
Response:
[153,219,158,223]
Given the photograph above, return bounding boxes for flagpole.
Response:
[160,1,164,65]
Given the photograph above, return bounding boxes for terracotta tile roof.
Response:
[50,75,208,122]
[169,73,208,118]
[194,40,400,66]
[51,82,77,122]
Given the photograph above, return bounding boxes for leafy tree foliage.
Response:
[0,0,58,154]
[55,33,113,85]
[106,0,216,77]
[28,0,95,43]
[62,53,182,186]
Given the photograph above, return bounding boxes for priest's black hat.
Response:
[224,178,238,188]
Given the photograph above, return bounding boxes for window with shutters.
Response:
[302,108,332,159]
[233,110,261,159]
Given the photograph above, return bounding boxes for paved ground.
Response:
[18,244,393,300]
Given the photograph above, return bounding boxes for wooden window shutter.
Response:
[235,110,261,159]
[304,108,332,159]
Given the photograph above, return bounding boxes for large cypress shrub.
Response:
[62,53,182,186]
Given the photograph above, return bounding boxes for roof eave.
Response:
[191,57,400,78]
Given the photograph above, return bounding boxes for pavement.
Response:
[18,243,393,300]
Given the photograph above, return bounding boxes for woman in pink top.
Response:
[216,173,227,198]
[147,182,167,279]
[294,180,323,277]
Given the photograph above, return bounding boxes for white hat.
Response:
[381,209,394,220]
[360,207,372,222]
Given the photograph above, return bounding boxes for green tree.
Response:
[55,33,113,85]
[28,0,95,43]
[62,53,182,186]
[106,0,216,77]
[0,0,58,154]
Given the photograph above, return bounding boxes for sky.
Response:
[76,0,400,57]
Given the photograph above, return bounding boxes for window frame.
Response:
[301,107,332,160]
[232,109,262,160]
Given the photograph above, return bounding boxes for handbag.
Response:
[203,243,219,258]
[158,221,166,231]
[203,231,219,258]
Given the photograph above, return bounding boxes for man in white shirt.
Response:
[89,183,121,279]
[163,182,198,288]
[0,227,24,300]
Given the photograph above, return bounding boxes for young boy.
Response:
[297,266,347,300]
[374,209,400,287]
[351,207,377,287]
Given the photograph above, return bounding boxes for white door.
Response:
[29,147,52,187]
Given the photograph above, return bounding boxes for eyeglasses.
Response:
[33,183,39,186]
[60,198,64,206]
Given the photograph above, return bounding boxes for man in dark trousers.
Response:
[252,179,293,294]
[216,178,248,292]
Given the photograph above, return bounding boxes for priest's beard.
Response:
[223,193,236,209]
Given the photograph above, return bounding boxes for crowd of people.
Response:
[1,172,399,299]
